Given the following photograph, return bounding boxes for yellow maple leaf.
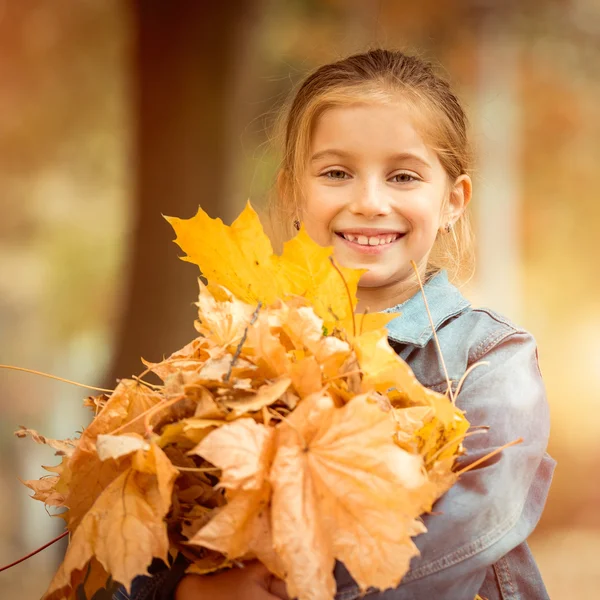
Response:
[354,328,470,465]
[166,202,398,332]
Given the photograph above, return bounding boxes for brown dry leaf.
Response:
[157,418,223,449]
[184,553,231,576]
[196,355,256,383]
[21,476,65,507]
[194,387,226,419]
[271,392,435,600]
[59,451,128,532]
[82,558,111,600]
[246,315,291,378]
[191,418,272,492]
[188,419,276,566]
[142,337,211,381]
[221,377,291,418]
[82,379,163,445]
[393,406,434,452]
[285,307,350,357]
[52,380,163,531]
[96,434,150,461]
[196,281,257,348]
[14,426,78,457]
[178,484,215,505]
[289,356,322,398]
[43,444,177,599]
[83,393,109,414]
[180,505,213,540]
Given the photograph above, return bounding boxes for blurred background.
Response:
[0,0,598,597]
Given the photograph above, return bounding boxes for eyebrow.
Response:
[310,149,432,169]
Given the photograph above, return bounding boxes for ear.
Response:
[445,174,472,224]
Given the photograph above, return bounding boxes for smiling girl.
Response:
[120,49,554,600]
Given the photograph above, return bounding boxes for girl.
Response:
[118,49,555,600]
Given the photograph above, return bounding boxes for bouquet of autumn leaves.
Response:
[17,203,471,600]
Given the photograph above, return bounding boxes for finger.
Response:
[268,577,290,600]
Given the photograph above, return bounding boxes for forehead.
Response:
[310,101,434,159]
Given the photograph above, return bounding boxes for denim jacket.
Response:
[115,270,555,600]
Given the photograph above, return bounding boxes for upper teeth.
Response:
[341,233,400,245]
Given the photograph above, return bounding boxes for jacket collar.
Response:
[383,270,471,347]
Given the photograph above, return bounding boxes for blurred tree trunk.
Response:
[107,0,262,384]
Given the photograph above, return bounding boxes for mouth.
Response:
[334,230,406,248]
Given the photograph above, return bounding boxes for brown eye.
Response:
[391,173,417,183]
[324,169,348,180]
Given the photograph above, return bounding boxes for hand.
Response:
[174,561,290,600]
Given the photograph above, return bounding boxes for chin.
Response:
[356,268,391,288]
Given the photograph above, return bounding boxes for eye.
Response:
[322,169,349,180]
[390,172,418,184]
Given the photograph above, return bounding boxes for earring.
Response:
[293,219,300,231]
[444,222,453,233]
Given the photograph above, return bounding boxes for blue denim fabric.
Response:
[116,270,555,600]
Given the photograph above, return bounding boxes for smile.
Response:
[337,232,401,246]
[334,230,406,254]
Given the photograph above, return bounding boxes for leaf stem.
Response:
[359,308,369,336]
[0,530,69,573]
[328,257,355,336]
[269,408,308,450]
[0,365,113,393]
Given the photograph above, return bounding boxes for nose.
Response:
[348,177,392,218]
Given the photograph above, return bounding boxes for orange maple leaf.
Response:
[43,444,178,599]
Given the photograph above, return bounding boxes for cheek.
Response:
[404,192,444,235]
[302,183,343,242]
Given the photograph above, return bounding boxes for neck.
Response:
[355,278,422,313]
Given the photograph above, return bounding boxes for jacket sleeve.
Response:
[389,330,555,599]
[112,555,190,600]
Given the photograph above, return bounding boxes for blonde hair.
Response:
[268,48,475,283]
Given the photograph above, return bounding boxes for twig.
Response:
[456,438,523,475]
[224,302,262,382]
[425,430,487,467]
[0,531,69,573]
[454,361,490,398]
[176,466,221,472]
[107,392,185,436]
[133,375,163,390]
[0,365,113,393]
[410,261,455,404]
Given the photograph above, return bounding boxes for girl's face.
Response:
[300,101,470,310]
